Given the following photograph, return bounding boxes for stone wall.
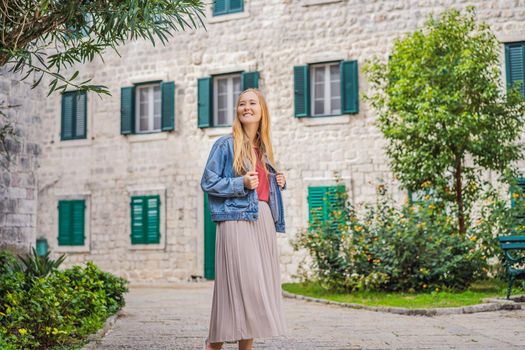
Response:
[28,0,525,282]
[0,70,43,255]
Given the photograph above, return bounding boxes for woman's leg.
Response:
[210,341,223,349]
[238,338,254,350]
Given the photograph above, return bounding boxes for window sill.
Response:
[213,8,244,17]
[57,138,92,148]
[129,243,165,251]
[126,185,166,194]
[126,132,169,143]
[298,114,354,126]
[497,33,525,43]
[302,0,343,6]
[55,245,90,253]
[204,127,231,138]
[207,9,249,24]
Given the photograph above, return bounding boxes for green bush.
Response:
[359,186,486,291]
[291,182,512,293]
[0,252,25,305]
[0,334,17,350]
[63,262,128,315]
[0,252,128,350]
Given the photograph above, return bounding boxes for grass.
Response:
[282,279,525,309]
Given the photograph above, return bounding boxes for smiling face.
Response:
[237,90,262,126]
[231,88,276,175]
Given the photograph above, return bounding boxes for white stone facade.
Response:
[0,71,43,255]
[14,0,525,282]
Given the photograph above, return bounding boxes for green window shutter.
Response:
[58,200,85,246]
[161,81,175,131]
[229,0,243,12]
[326,186,346,231]
[130,196,160,244]
[71,200,85,245]
[61,92,87,140]
[61,93,74,140]
[505,42,525,99]
[213,0,243,15]
[294,65,309,117]
[80,13,92,37]
[58,201,72,245]
[145,196,160,244]
[213,0,227,15]
[308,185,346,231]
[241,71,259,90]
[75,92,87,138]
[198,77,212,128]
[131,197,145,244]
[308,186,329,224]
[341,60,359,114]
[121,86,135,135]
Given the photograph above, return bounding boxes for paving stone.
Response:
[88,283,525,350]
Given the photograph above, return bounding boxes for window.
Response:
[294,60,358,117]
[505,42,525,99]
[213,0,244,16]
[130,195,160,244]
[198,71,259,128]
[61,91,87,140]
[136,84,161,133]
[311,63,341,116]
[120,81,175,135]
[58,200,85,246]
[214,74,241,126]
[307,185,346,231]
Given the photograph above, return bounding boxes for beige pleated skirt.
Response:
[208,201,288,343]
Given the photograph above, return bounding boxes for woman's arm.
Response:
[200,142,247,198]
[276,171,286,190]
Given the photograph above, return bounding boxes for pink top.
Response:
[253,147,269,202]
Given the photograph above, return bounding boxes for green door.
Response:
[204,193,217,280]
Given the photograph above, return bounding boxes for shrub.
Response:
[63,262,128,315]
[291,183,504,293]
[0,252,128,350]
[470,182,525,282]
[291,182,390,292]
[359,188,485,291]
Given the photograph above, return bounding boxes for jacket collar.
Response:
[226,134,277,174]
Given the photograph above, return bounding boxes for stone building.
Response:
[3,0,525,283]
[0,73,43,256]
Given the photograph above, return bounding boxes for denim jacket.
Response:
[200,134,286,233]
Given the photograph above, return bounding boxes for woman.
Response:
[201,88,288,350]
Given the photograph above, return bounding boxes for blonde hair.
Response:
[232,88,276,176]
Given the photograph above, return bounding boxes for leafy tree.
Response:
[0,0,205,169]
[1,0,205,94]
[364,7,525,234]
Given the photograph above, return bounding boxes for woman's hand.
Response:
[244,171,259,189]
[276,171,286,189]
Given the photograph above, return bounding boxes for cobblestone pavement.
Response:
[91,282,525,350]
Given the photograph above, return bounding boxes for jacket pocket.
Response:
[224,197,250,211]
